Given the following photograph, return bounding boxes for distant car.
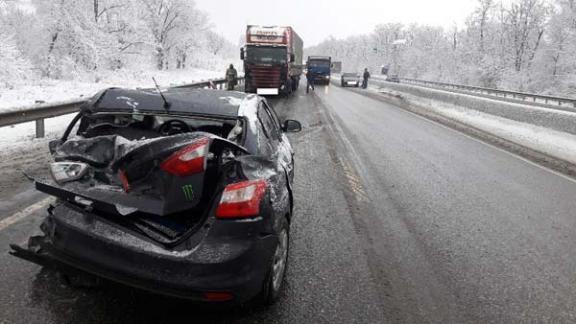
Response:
[341,72,361,87]
[386,74,400,83]
[10,87,302,306]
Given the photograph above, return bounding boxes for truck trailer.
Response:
[241,25,303,96]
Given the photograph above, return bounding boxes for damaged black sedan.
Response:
[10,87,302,305]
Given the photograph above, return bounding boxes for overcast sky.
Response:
[194,0,480,46]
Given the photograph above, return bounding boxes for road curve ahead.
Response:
[1,83,576,323]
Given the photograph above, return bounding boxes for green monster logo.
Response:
[182,184,195,201]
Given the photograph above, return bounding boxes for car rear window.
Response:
[78,113,239,141]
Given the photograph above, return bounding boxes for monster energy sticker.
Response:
[182,184,195,201]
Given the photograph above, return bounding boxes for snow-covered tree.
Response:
[0,0,235,85]
[0,30,34,87]
[307,0,576,97]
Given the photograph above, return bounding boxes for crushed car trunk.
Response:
[38,131,248,245]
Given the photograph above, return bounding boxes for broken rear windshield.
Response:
[77,113,242,142]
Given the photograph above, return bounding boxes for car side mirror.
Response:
[290,53,295,63]
[240,48,245,60]
[282,120,302,133]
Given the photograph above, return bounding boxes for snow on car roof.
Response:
[88,88,255,118]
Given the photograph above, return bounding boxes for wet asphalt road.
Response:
[2,83,576,323]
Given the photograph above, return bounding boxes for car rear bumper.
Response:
[341,80,360,86]
[10,203,276,304]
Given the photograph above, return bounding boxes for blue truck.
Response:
[306,56,331,84]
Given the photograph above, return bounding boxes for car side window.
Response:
[262,101,282,133]
[258,102,280,142]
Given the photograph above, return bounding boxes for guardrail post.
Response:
[35,119,45,138]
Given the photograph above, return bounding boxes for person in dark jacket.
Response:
[362,68,371,89]
[226,64,238,90]
[306,69,315,93]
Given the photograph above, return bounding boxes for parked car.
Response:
[10,87,302,306]
[341,72,361,87]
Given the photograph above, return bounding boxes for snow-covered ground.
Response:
[0,68,222,142]
[430,105,576,164]
[378,88,576,165]
[0,68,226,196]
[0,68,222,112]
[0,114,76,148]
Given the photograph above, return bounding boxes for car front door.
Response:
[258,101,294,177]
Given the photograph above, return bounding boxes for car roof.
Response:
[86,87,258,118]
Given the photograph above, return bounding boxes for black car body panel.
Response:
[10,201,277,303]
[10,87,299,304]
[91,87,246,117]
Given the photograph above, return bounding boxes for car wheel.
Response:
[259,216,290,305]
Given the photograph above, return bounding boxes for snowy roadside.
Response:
[0,69,224,197]
[424,104,576,164]
[377,87,576,166]
[0,68,222,112]
[0,69,223,145]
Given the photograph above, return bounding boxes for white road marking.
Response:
[0,197,53,232]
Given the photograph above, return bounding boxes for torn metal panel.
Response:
[45,132,249,216]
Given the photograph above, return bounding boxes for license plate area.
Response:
[257,88,279,95]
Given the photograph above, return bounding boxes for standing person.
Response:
[306,69,315,93]
[362,68,371,89]
[226,64,238,90]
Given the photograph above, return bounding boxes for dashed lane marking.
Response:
[0,197,53,232]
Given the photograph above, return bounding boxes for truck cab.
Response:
[241,25,303,96]
[306,56,332,85]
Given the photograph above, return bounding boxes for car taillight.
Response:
[160,137,210,177]
[216,179,267,219]
[118,169,131,192]
[202,291,233,302]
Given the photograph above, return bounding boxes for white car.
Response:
[340,72,361,87]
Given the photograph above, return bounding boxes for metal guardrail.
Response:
[0,77,244,138]
[379,77,576,110]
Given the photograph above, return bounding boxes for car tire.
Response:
[258,216,290,305]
